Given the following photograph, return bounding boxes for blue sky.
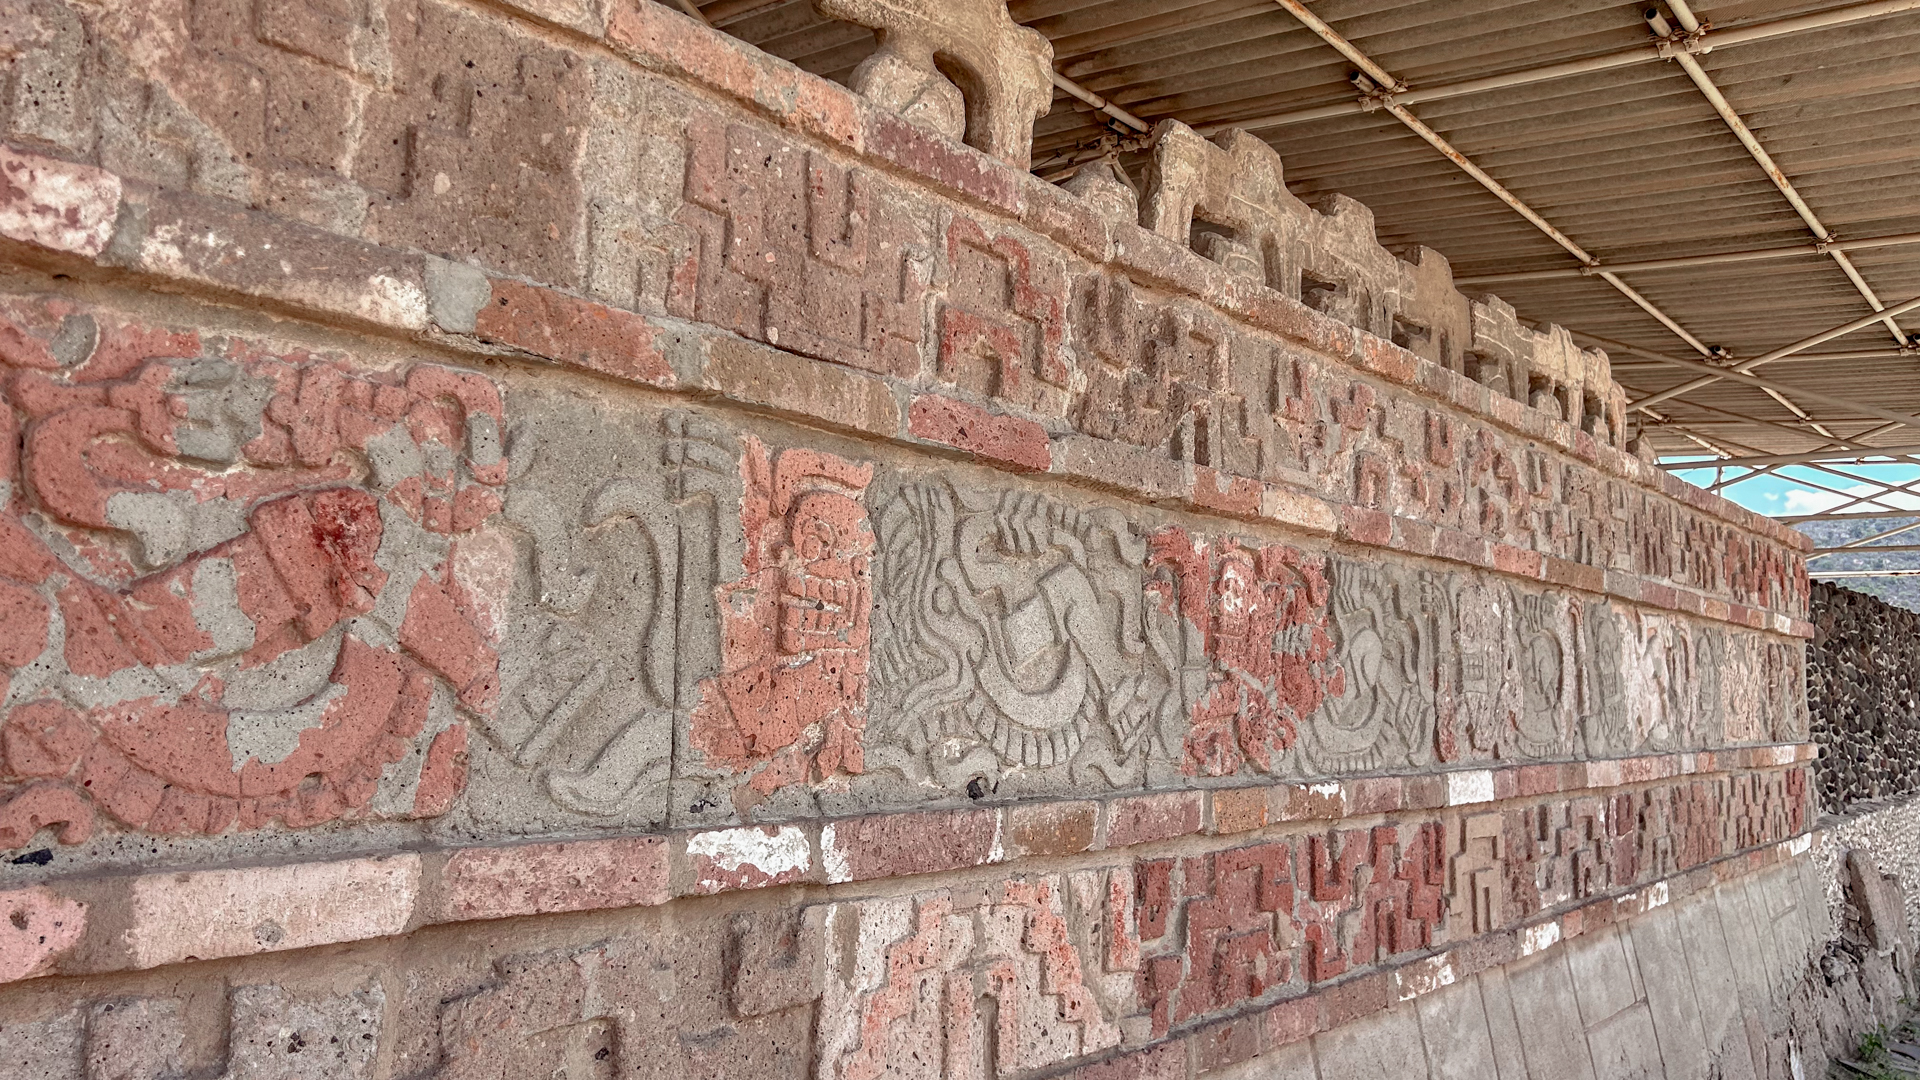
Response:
[1669,459,1920,517]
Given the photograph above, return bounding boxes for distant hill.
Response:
[1795,516,1920,612]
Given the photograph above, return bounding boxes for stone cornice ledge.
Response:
[0,147,1813,636]
[0,742,1814,985]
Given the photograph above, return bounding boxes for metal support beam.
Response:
[1671,445,1920,469]
[1453,231,1920,286]
[1773,457,1920,516]
[1783,507,1920,523]
[1214,0,1920,132]
[1266,5,1726,365]
[1053,72,1149,133]
[1577,330,1920,435]
[1611,294,1920,412]
[1648,5,1910,344]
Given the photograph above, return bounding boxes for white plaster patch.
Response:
[1520,919,1562,956]
[448,528,515,644]
[1447,769,1495,806]
[1395,956,1456,1001]
[361,274,430,331]
[686,825,811,878]
[1645,881,1671,909]
[821,823,851,884]
[0,147,121,256]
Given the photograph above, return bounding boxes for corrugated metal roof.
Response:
[692,0,1920,465]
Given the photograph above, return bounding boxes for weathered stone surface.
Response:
[813,0,1054,169]
[0,3,1839,1078]
[125,855,419,969]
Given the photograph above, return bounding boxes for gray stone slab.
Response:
[1674,885,1758,1080]
[1585,1002,1667,1080]
[1506,951,1597,1080]
[1210,1040,1319,1080]
[1628,905,1709,1080]
[1566,926,1643,1028]
[1476,969,1530,1080]
[0,1007,82,1080]
[1313,1002,1430,1080]
[1715,881,1780,1008]
[1416,979,1499,1080]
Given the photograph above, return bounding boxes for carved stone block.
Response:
[813,0,1054,169]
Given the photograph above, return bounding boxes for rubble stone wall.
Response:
[0,0,1829,1076]
[1809,580,1920,813]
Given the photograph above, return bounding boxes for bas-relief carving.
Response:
[682,439,877,821]
[868,477,1361,798]
[0,294,506,849]
[460,391,736,834]
[814,877,1126,1080]
[1307,563,1432,774]
[1150,528,1341,779]
[867,481,1196,798]
[672,114,936,381]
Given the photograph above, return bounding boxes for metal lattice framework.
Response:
[678,0,1920,574]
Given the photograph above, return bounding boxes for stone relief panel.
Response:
[853,478,1804,814]
[1309,562,1434,774]
[814,878,1127,1079]
[680,438,877,823]
[936,216,1071,418]
[0,0,1811,623]
[867,481,1196,801]
[0,289,1813,851]
[671,112,937,381]
[1151,528,1341,780]
[0,761,1813,1080]
[459,389,737,835]
[0,292,502,850]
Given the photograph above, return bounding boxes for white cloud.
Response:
[1782,484,1920,516]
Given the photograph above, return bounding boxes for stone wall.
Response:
[0,0,1829,1076]
[1810,579,1920,813]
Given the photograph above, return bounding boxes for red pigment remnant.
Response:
[840,898,961,1080]
[691,437,874,794]
[0,296,508,847]
[0,884,86,984]
[936,217,1068,406]
[1298,823,1444,983]
[413,722,470,818]
[1147,527,1340,777]
[1136,841,1294,1035]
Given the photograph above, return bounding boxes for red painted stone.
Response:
[691,437,874,794]
[475,279,675,388]
[1149,527,1338,778]
[907,393,1051,471]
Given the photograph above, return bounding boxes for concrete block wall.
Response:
[0,0,1842,1076]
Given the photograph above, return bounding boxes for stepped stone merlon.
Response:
[1136,119,1627,445]
[814,0,1054,169]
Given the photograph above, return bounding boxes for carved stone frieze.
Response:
[465,394,736,833]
